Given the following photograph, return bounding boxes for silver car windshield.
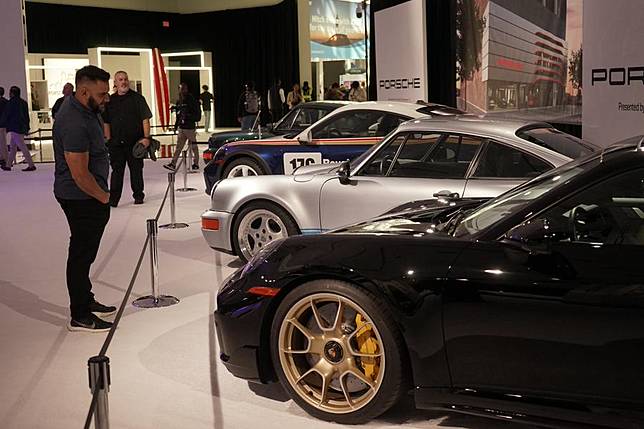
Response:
[453,159,598,237]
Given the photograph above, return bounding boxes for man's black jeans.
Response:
[109,143,144,204]
[57,198,110,320]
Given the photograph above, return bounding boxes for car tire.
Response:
[270,279,408,424]
[222,157,267,179]
[232,201,299,262]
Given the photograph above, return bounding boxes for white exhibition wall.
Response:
[583,0,644,146]
[374,0,428,102]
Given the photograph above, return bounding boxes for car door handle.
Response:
[433,190,460,199]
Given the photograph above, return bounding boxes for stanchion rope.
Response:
[82,164,179,428]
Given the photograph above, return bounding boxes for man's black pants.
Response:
[109,143,144,204]
[57,198,110,320]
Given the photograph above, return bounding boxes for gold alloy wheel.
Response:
[277,293,386,414]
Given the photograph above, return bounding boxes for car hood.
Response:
[332,198,486,237]
[209,131,256,142]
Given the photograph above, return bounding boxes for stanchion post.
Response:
[88,355,111,429]
[187,140,197,174]
[133,219,180,308]
[160,172,189,229]
[176,151,197,192]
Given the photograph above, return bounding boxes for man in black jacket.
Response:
[51,82,74,120]
[102,71,153,206]
[164,82,201,171]
[0,86,35,172]
[0,87,8,167]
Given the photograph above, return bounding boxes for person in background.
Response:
[164,82,202,171]
[53,65,115,332]
[0,87,8,168]
[200,84,214,133]
[237,81,260,131]
[102,71,153,207]
[324,82,344,100]
[302,81,312,102]
[0,86,36,172]
[287,83,302,110]
[267,79,285,125]
[349,81,367,102]
[51,82,74,120]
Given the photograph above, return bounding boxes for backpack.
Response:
[245,91,259,114]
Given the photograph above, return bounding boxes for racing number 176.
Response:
[289,157,316,170]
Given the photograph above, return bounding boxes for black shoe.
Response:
[192,164,199,171]
[163,163,176,171]
[89,301,117,317]
[134,198,144,205]
[0,159,5,167]
[1,165,10,171]
[109,201,118,208]
[67,313,113,332]
[22,165,36,171]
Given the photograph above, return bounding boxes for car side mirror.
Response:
[504,218,553,253]
[298,129,312,145]
[337,161,351,185]
[433,190,460,200]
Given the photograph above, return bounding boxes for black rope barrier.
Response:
[82,173,177,428]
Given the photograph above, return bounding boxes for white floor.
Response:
[0,161,523,429]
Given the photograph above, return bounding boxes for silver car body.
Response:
[202,116,581,254]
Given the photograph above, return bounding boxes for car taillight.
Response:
[202,218,220,230]
[203,152,213,161]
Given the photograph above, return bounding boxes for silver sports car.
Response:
[202,116,598,261]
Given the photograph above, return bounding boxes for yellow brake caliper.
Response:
[354,314,380,381]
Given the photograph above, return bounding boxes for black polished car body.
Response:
[215,140,644,427]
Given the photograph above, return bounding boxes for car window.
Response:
[473,141,552,178]
[508,168,644,246]
[454,163,594,237]
[292,108,329,129]
[274,109,298,132]
[387,133,444,178]
[361,134,407,176]
[312,111,406,139]
[517,127,598,159]
[391,134,482,179]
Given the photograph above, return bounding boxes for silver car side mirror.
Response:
[337,161,351,185]
[298,129,312,145]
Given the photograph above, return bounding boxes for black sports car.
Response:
[215,139,644,427]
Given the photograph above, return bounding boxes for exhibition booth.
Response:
[1,0,643,428]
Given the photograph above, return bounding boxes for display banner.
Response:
[43,58,89,109]
[152,48,170,129]
[310,0,370,61]
[374,0,428,102]
[456,0,582,125]
[583,0,644,146]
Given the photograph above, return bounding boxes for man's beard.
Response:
[88,96,103,114]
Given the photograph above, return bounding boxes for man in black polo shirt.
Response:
[103,71,153,206]
[54,65,115,332]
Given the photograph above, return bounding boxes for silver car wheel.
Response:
[237,209,289,260]
[227,164,259,178]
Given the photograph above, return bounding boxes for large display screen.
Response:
[310,0,370,61]
[457,0,582,126]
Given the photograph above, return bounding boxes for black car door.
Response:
[443,167,644,406]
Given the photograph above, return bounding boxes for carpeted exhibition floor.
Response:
[0,160,521,429]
